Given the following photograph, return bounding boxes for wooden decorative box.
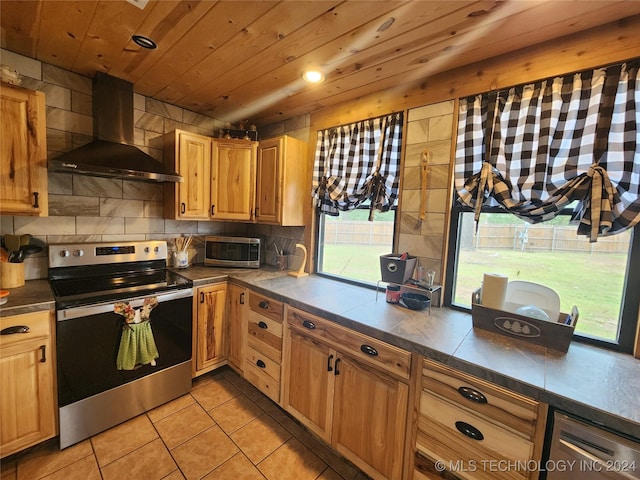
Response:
[471,289,578,352]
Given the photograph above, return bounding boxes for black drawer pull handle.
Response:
[33,192,39,208]
[258,301,269,309]
[211,204,215,216]
[302,320,316,330]
[360,344,378,356]
[256,359,266,369]
[40,345,46,363]
[239,292,245,304]
[455,421,484,441]
[327,354,334,372]
[334,358,341,375]
[458,386,487,404]
[258,321,268,329]
[181,202,186,214]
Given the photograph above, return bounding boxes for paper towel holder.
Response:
[288,243,309,278]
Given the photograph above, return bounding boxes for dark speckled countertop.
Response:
[2,266,639,440]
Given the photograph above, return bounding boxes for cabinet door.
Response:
[332,354,409,480]
[256,135,308,226]
[195,283,227,375]
[0,311,55,457]
[256,137,281,223]
[211,140,256,221]
[227,284,247,372]
[283,329,334,443]
[0,85,48,216]
[178,132,212,219]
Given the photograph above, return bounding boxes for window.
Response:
[317,202,396,286]
[312,113,403,286]
[449,62,640,352]
[446,206,639,352]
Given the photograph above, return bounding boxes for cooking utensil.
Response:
[4,235,20,255]
[0,247,8,262]
[19,234,32,247]
[20,244,43,258]
[415,149,430,230]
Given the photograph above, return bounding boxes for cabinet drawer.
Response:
[417,391,533,480]
[0,310,51,348]
[245,344,281,381]
[287,307,411,380]
[248,311,282,362]
[422,359,538,439]
[248,292,283,323]
[244,360,280,403]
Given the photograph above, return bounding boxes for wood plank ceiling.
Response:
[2,0,640,128]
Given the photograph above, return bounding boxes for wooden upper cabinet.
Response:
[256,135,308,226]
[0,83,48,216]
[211,139,257,221]
[163,130,212,220]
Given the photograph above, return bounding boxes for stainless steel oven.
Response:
[49,241,193,449]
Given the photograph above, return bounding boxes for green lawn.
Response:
[320,245,626,341]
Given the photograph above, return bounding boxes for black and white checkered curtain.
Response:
[312,112,403,219]
[455,61,640,242]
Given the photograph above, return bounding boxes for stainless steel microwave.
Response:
[204,236,261,268]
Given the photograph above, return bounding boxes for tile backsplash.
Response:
[0,49,308,280]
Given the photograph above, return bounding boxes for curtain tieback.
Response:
[585,164,616,242]
[473,162,495,227]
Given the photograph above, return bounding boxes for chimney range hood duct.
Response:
[49,72,182,183]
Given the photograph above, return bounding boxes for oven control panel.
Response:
[49,241,168,268]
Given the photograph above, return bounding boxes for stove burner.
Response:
[48,241,193,309]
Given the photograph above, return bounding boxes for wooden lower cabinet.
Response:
[244,291,284,403]
[193,283,227,376]
[0,310,56,458]
[411,358,548,480]
[333,354,409,480]
[283,307,410,480]
[227,284,247,372]
[285,329,334,441]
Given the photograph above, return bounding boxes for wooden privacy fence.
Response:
[472,224,630,254]
[324,221,630,254]
[323,221,394,246]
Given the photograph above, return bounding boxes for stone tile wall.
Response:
[397,101,455,286]
[0,49,248,280]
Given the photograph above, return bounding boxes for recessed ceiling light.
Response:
[132,35,157,50]
[302,70,324,83]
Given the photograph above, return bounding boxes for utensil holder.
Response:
[276,255,288,270]
[0,262,25,288]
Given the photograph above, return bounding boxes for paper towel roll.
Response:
[481,273,508,309]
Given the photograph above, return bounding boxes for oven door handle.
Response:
[56,288,193,321]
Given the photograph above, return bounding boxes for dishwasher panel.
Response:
[547,412,640,479]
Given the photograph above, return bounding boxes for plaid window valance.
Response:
[455,61,640,242]
[312,112,403,220]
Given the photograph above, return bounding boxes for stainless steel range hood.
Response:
[49,73,182,183]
